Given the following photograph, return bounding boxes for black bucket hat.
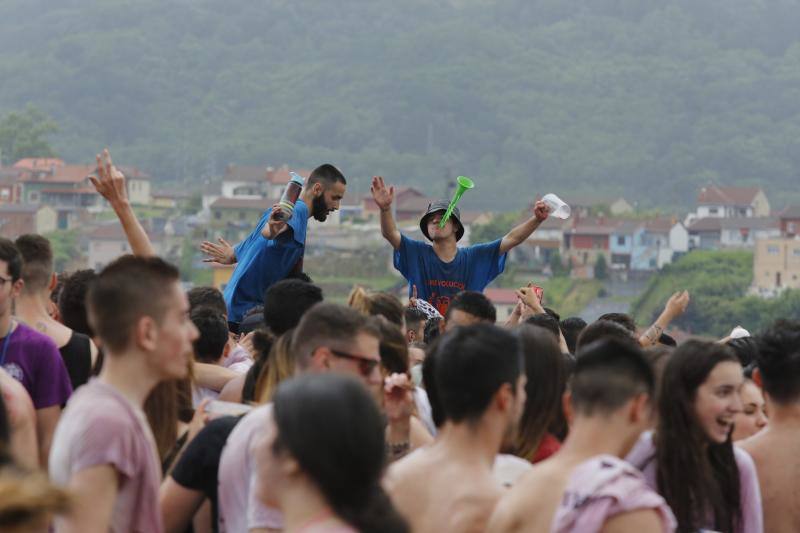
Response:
[420,199,465,242]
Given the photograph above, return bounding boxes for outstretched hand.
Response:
[371,176,394,211]
[533,200,549,222]
[201,237,236,265]
[90,148,128,207]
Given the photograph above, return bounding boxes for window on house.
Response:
[617,236,625,246]
[239,212,246,220]
[0,189,8,200]
[793,248,800,257]
[215,211,222,220]
[29,192,40,203]
[767,245,780,255]
[709,207,719,215]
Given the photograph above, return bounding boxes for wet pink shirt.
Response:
[552,454,676,533]
[49,380,163,533]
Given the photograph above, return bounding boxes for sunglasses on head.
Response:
[329,348,380,377]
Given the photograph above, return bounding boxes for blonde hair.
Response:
[255,331,296,404]
[347,286,404,327]
[0,468,70,531]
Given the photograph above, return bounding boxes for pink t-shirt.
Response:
[552,454,676,533]
[49,380,163,533]
[217,403,284,532]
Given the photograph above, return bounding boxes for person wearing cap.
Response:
[371,176,549,316]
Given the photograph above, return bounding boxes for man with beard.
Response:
[384,324,526,533]
[202,165,346,332]
[371,176,548,316]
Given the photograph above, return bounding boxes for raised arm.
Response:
[499,200,549,254]
[90,149,156,257]
[639,290,690,347]
[371,176,401,250]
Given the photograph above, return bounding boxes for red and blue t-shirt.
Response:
[393,234,507,316]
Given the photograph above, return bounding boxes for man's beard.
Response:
[312,194,329,222]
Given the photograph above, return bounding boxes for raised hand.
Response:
[664,290,690,318]
[383,373,414,424]
[533,199,549,222]
[371,176,394,211]
[89,148,128,207]
[201,237,236,265]
[516,286,545,315]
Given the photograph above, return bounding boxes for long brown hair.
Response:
[144,360,194,465]
[655,340,742,533]
[514,324,567,461]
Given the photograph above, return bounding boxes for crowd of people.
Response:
[0,150,798,533]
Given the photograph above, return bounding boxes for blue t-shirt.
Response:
[224,200,309,323]
[393,234,507,316]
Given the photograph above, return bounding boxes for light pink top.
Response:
[552,454,676,533]
[49,380,163,533]
[625,431,763,533]
[217,403,284,532]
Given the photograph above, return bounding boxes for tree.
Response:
[0,105,59,166]
[594,254,608,280]
[470,212,520,243]
[549,250,568,277]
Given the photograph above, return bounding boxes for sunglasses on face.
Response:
[329,348,380,377]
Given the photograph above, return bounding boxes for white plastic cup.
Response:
[542,193,571,219]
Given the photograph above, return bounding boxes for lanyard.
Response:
[0,320,14,367]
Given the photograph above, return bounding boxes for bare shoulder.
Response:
[486,492,523,533]
[600,508,664,533]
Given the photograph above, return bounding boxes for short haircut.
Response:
[571,338,655,416]
[58,269,97,336]
[446,291,496,323]
[727,337,759,368]
[560,316,587,354]
[88,256,181,353]
[187,286,227,316]
[543,307,561,322]
[755,320,800,404]
[432,324,523,424]
[307,164,346,187]
[404,307,428,332]
[0,238,23,282]
[291,303,380,368]
[576,319,637,352]
[597,312,636,333]
[523,313,561,340]
[15,234,53,292]
[424,317,442,344]
[190,307,229,363]
[264,279,324,336]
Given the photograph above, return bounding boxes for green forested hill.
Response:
[2,0,800,208]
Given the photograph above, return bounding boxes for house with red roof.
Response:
[221,164,311,202]
[16,158,151,207]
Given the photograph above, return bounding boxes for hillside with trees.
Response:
[3,0,800,208]
[631,250,800,337]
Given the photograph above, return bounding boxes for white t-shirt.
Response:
[217,403,283,532]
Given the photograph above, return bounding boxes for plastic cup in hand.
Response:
[542,193,571,219]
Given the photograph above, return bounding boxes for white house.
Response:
[691,185,770,222]
[88,223,163,270]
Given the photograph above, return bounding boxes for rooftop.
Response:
[697,185,762,206]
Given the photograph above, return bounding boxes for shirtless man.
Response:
[384,323,526,533]
[487,339,675,533]
[740,320,800,533]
